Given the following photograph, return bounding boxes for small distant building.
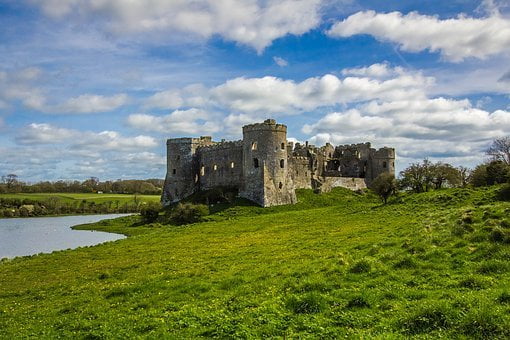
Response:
[162,119,395,207]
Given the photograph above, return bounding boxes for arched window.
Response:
[200,166,205,176]
[253,158,259,168]
[280,159,285,168]
[251,142,257,150]
[383,161,387,168]
[278,182,283,189]
[213,164,218,171]
[172,169,176,175]
[230,161,235,168]
[281,142,285,150]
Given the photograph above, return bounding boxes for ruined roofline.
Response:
[336,142,371,149]
[166,136,213,145]
[197,140,243,151]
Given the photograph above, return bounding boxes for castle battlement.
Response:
[162,119,395,207]
[197,140,243,151]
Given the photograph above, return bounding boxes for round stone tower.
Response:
[368,147,396,183]
[161,138,200,206]
[239,119,296,206]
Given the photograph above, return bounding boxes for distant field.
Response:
[0,193,161,204]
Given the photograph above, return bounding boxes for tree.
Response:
[399,161,428,193]
[457,166,471,187]
[486,161,510,185]
[470,161,510,186]
[487,136,510,165]
[431,162,461,189]
[2,174,18,189]
[371,173,397,204]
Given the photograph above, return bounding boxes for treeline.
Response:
[0,176,164,195]
[0,197,146,218]
[371,137,510,203]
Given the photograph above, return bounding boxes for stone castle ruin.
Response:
[162,119,395,207]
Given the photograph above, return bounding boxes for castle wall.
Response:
[319,177,367,192]
[197,142,243,190]
[289,156,312,189]
[162,120,395,207]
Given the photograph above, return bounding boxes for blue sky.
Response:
[0,0,509,182]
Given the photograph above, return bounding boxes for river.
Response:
[0,214,128,259]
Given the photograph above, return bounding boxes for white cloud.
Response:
[56,93,128,113]
[15,122,157,152]
[33,0,323,52]
[127,108,220,135]
[210,69,431,113]
[16,123,76,144]
[273,56,288,67]
[327,10,510,61]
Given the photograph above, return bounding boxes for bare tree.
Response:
[487,137,510,165]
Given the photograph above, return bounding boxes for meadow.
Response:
[1,187,509,338]
[0,193,161,204]
[0,193,161,217]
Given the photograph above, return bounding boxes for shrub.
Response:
[497,183,510,201]
[170,203,209,225]
[370,173,397,204]
[139,201,161,223]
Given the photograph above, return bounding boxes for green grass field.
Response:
[0,193,161,204]
[1,187,510,338]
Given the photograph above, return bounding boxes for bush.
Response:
[140,202,161,223]
[497,183,510,201]
[370,173,397,204]
[170,203,209,225]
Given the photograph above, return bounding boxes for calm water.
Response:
[0,214,128,259]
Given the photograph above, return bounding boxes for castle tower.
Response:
[239,119,296,207]
[368,147,396,183]
[161,137,212,206]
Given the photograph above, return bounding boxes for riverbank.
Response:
[1,187,509,338]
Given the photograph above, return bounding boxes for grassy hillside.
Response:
[1,187,510,338]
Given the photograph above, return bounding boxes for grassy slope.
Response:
[1,187,510,338]
[0,193,160,204]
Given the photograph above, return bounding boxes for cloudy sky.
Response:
[1,0,509,182]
